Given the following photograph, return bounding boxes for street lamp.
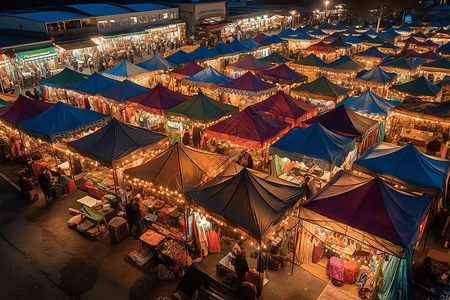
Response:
[325,1,329,17]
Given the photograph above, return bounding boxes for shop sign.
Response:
[195,2,226,22]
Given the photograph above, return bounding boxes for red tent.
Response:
[258,64,308,84]
[254,33,270,43]
[170,62,204,79]
[0,94,54,127]
[305,41,336,53]
[204,106,291,149]
[252,91,319,126]
[406,49,441,61]
[219,72,277,95]
[227,54,274,71]
[125,84,190,115]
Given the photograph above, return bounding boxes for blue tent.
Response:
[210,43,229,55]
[343,35,364,44]
[294,27,306,34]
[136,55,175,71]
[97,80,150,102]
[356,32,373,41]
[290,31,317,41]
[67,118,168,168]
[364,28,379,36]
[323,55,366,71]
[102,60,150,80]
[438,41,450,54]
[337,90,398,117]
[241,37,262,49]
[318,23,335,30]
[17,101,110,142]
[309,29,328,36]
[185,164,305,240]
[223,40,251,55]
[354,142,450,196]
[188,46,220,61]
[270,122,356,170]
[333,23,347,30]
[354,66,397,84]
[182,66,233,85]
[354,46,390,60]
[66,72,121,94]
[277,28,297,38]
[379,30,401,40]
[427,21,444,28]
[165,50,193,65]
[395,25,412,32]
[259,35,287,46]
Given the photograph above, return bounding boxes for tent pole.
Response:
[291,221,298,276]
[68,156,74,180]
[113,168,119,203]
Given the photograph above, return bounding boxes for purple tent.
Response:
[301,171,431,256]
[228,54,274,71]
[258,63,308,84]
[0,94,54,126]
[218,72,277,96]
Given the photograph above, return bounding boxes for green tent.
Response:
[80,205,105,222]
[165,93,239,124]
[259,52,293,64]
[329,38,351,48]
[40,68,89,88]
[421,58,450,70]
[303,24,315,31]
[292,76,350,98]
[16,46,56,60]
[365,36,385,45]
[0,99,10,108]
[391,76,441,97]
[380,57,418,71]
[292,54,326,67]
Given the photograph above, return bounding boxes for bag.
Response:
[269,255,283,271]
[57,176,70,185]
[51,183,64,199]
[241,281,257,300]
[64,179,76,193]
[245,269,264,287]
[108,217,129,242]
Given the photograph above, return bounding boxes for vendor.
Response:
[235,249,249,285]
[412,256,440,289]
[126,197,143,239]
[426,137,442,156]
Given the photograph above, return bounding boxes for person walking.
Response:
[38,167,52,200]
[10,137,28,169]
[125,197,143,239]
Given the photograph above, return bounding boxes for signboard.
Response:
[194,2,226,23]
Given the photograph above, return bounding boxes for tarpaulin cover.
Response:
[292,76,350,98]
[40,68,89,88]
[324,32,346,41]
[252,90,318,126]
[438,41,450,54]
[80,205,105,222]
[301,171,431,257]
[182,66,233,85]
[219,72,276,92]
[334,23,347,30]
[354,142,449,196]
[395,25,412,32]
[391,76,441,97]
[427,21,444,28]
[241,38,262,49]
[354,66,397,83]
[411,31,430,39]
[97,80,150,102]
[380,57,418,70]
[354,46,389,59]
[356,33,374,41]
[165,50,193,65]
[124,143,230,193]
[185,165,305,241]
[318,23,335,30]
[364,28,379,36]
[17,101,110,143]
[303,105,379,141]
[136,55,175,71]
[258,63,307,84]
[306,41,335,52]
[329,38,351,48]
[259,35,287,46]
[288,32,318,41]
[294,26,306,34]
[210,43,229,55]
[66,72,121,94]
[392,97,450,120]
[270,122,356,170]
[188,46,219,61]
[223,40,251,54]
[343,35,365,44]
[171,62,204,79]
[228,54,274,71]
[292,54,326,67]
[126,83,190,115]
[276,28,296,38]
[259,52,293,64]
[337,90,398,117]
[102,60,150,79]
[204,106,291,149]
[422,57,450,69]
[342,27,358,35]
[0,94,54,126]
[165,93,238,124]
[67,118,168,168]
[254,33,270,43]
[0,99,10,108]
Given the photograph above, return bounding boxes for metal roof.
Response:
[67,4,133,16]
[10,11,90,22]
[121,4,171,12]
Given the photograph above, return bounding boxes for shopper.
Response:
[125,197,143,239]
[10,137,28,169]
[38,167,52,200]
[235,250,249,284]
[18,175,38,202]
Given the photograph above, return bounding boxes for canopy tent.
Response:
[438,75,450,87]
[364,28,379,36]
[333,23,347,31]
[303,24,315,31]
[356,33,373,41]
[259,35,287,46]
[286,32,318,41]
[354,142,449,197]
[218,72,277,97]
[204,106,291,149]
[165,93,239,125]
[305,41,336,53]
[420,57,450,75]
[354,46,389,60]
[0,94,54,127]
[322,55,366,74]
[185,165,305,241]
[407,21,426,28]
[227,54,274,72]
[438,41,450,55]
[300,170,431,257]
[241,37,262,49]
[379,57,419,74]
[353,66,397,86]
[411,31,430,40]
[378,30,401,44]
[270,122,356,170]
[223,40,252,55]
[408,50,442,62]
[259,52,293,64]
[342,27,359,35]
[391,76,441,98]
[181,66,233,88]
[364,36,387,46]
[428,21,444,28]
[124,143,230,194]
[136,55,176,71]
[170,62,204,79]
[294,27,306,34]
[318,23,335,31]
[391,98,450,122]
[343,35,365,44]
[251,91,319,126]
[379,42,400,50]
[0,99,9,108]
[395,25,412,33]
[125,83,190,116]
[257,63,308,84]
[323,32,346,42]
[102,60,150,80]
[337,90,398,118]
[188,46,220,61]
[210,43,229,55]
[303,105,379,141]
[277,28,297,38]
[254,33,270,43]
[39,68,89,88]
[97,80,150,102]
[292,54,326,68]
[66,72,121,94]
[328,38,351,49]
[165,50,193,65]
[68,118,168,168]
[309,29,329,38]
[17,101,110,143]
[291,76,351,103]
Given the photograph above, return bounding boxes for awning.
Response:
[16,46,57,61]
[55,39,99,51]
[102,30,147,40]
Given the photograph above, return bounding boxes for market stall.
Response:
[259,52,293,65]
[323,32,347,42]
[241,37,271,58]
[290,54,326,81]
[258,35,288,55]
[96,80,150,105]
[390,76,442,101]
[101,60,152,85]
[317,23,336,34]
[291,76,351,111]
[219,72,277,108]
[303,41,338,63]
[283,32,319,53]
[39,68,89,102]
[257,63,307,88]
[328,39,351,57]
[410,31,431,42]
[321,55,366,86]
[429,28,450,46]
[419,57,450,83]
[377,42,400,55]
[406,50,442,63]
[353,46,390,69]
[135,56,176,88]
[164,93,239,144]
[170,62,204,80]
[269,122,357,190]
[180,66,233,99]
[378,29,401,45]
[303,105,380,157]
[225,54,274,78]
[352,66,397,96]
[165,50,194,66]
[379,57,420,83]
[187,46,220,62]
[66,72,121,95]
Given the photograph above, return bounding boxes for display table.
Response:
[326,257,344,281]
[140,229,165,246]
[343,260,359,283]
[77,195,99,207]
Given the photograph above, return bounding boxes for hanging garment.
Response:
[206,231,221,253]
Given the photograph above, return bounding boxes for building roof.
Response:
[11,11,89,22]
[67,4,133,17]
[120,4,171,12]
[0,34,51,49]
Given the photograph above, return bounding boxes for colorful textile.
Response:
[343,260,359,283]
[140,229,165,246]
[327,257,344,281]
[206,231,221,253]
